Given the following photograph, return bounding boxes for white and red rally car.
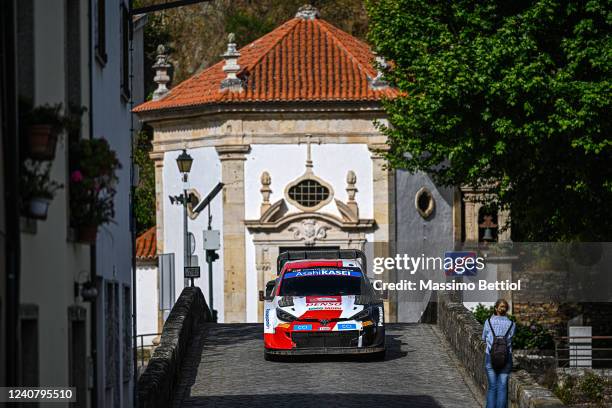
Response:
[263,250,385,360]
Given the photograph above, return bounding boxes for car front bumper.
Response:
[265,345,385,355]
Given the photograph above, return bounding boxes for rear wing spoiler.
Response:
[277,249,367,275]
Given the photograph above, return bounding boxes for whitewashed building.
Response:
[4,0,144,406]
[135,5,398,323]
[91,1,146,407]
[135,227,160,346]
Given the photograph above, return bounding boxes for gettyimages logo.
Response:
[372,251,486,275]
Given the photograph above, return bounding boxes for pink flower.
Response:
[71,170,84,183]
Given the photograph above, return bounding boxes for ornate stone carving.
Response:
[415,187,435,219]
[288,220,330,246]
[186,188,202,220]
[152,45,171,101]
[345,170,359,218]
[220,33,243,92]
[370,54,389,90]
[284,135,334,212]
[260,171,272,215]
[295,4,320,20]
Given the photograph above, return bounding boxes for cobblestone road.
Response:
[173,323,482,408]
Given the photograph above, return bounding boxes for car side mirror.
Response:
[264,279,276,301]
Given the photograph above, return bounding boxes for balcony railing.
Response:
[554,336,612,368]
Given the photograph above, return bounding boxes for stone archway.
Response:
[246,202,376,322]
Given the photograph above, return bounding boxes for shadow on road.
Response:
[269,330,408,363]
[182,393,443,407]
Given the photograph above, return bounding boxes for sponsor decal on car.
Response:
[305,296,343,310]
[293,324,313,331]
[337,323,357,330]
[265,308,270,329]
[284,269,362,278]
[306,296,341,303]
[307,305,343,310]
[318,326,332,331]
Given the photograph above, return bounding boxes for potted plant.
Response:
[69,138,121,243]
[20,161,63,220]
[24,103,66,160]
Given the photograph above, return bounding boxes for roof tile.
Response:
[134,15,396,113]
[136,227,157,261]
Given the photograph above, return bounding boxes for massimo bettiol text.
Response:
[371,253,522,292]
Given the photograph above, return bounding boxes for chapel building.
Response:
[134,5,496,323]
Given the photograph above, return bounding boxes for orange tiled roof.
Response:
[136,227,157,261]
[134,11,396,113]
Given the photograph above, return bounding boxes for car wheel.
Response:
[264,351,276,362]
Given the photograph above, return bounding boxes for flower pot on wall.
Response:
[76,225,98,244]
[27,124,58,160]
[28,197,51,220]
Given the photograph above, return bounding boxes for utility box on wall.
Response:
[203,230,220,250]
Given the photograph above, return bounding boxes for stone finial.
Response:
[346,170,359,218]
[260,171,272,215]
[370,53,389,90]
[220,33,243,92]
[295,4,320,20]
[152,44,172,100]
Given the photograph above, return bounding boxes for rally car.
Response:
[263,250,385,360]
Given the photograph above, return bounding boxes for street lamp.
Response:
[176,149,193,179]
[175,149,194,286]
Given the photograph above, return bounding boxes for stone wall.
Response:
[137,287,212,408]
[437,291,567,408]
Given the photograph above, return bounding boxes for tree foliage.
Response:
[366,0,611,241]
[136,0,369,84]
[133,128,156,235]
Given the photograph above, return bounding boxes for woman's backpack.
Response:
[488,318,513,371]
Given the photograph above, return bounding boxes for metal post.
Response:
[183,183,193,287]
[140,335,144,368]
[207,206,213,309]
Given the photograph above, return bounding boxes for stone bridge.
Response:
[137,288,565,408]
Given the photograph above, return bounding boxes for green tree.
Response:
[366,0,611,241]
[134,128,156,235]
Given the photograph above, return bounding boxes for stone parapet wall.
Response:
[437,291,567,408]
[137,287,212,408]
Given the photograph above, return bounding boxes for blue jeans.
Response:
[485,353,512,408]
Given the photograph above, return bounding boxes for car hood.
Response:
[278,295,365,320]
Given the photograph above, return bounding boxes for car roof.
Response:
[282,259,363,273]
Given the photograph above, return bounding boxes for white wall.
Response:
[136,265,158,345]
[161,142,376,322]
[90,0,143,406]
[244,144,374,220]
[243,143,374,321]
[162,147,225,320]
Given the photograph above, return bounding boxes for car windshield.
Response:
[279,268,363,296]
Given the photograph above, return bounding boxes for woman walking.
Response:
[482,299,515,408]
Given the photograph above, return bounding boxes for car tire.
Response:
[264,351,277,362]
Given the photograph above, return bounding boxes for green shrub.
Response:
[578,371,605,403]
[554,372,609,405]
[554,375,576,405]
[473,304,495,324]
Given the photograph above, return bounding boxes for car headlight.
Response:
[277,296,294,307]
[276,308,297,322]
[350,308,371,321]
[354,294,372,305]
